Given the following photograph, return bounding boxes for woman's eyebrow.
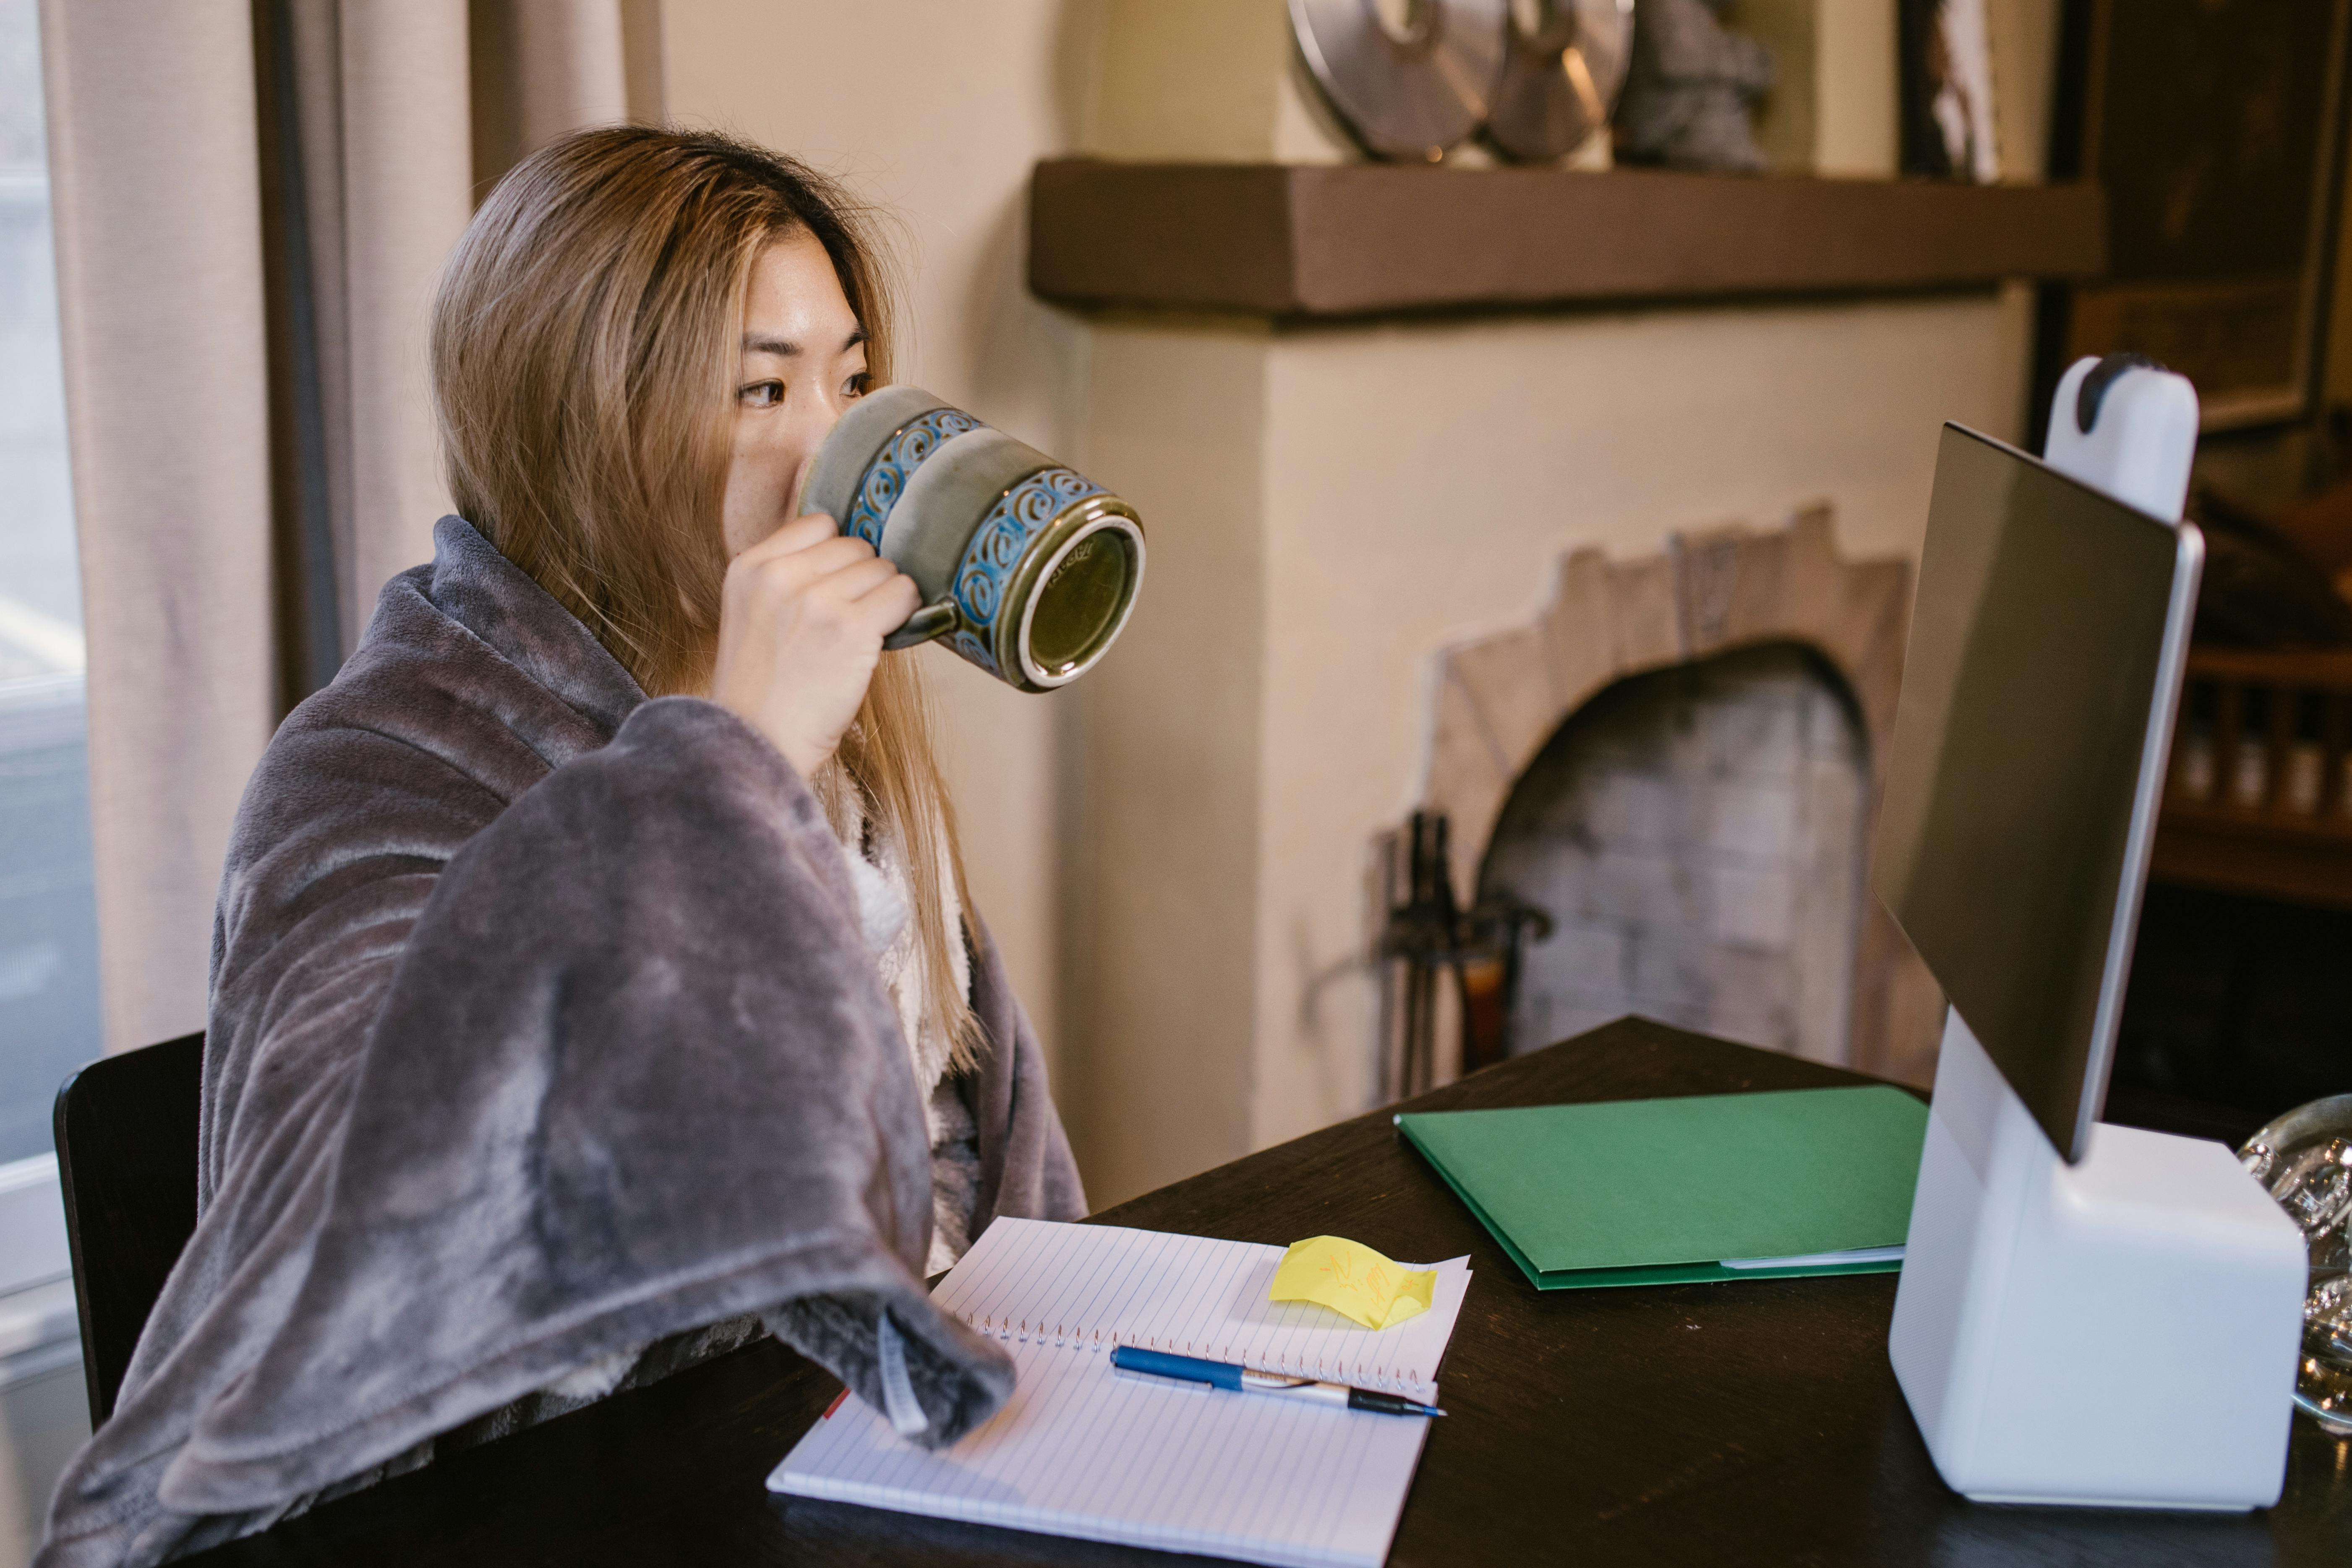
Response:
[740,328,869,357]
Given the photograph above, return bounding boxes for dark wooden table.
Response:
[191,1018,2352,1565]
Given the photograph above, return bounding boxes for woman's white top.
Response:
[826,781,981,1279]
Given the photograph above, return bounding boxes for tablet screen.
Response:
[1872,424,2201,1161]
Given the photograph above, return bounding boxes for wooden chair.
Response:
[52,1032,204,1427]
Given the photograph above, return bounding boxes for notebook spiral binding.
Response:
[953,1312,1428,1397]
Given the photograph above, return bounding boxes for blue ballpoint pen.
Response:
[1109,1345,1446,1417]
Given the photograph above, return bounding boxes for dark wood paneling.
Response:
[1030,160,2108,318]
[2152,818,2352,911]
[181,1018,2348,1565]
[2156,644,2352,911]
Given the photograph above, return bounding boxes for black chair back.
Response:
[52,1032,203,1426]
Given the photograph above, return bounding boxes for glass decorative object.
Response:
[2240,1094,2352,1434]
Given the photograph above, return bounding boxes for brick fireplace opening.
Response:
[1481,641,1870,1067]
[1407,506,1947,1086]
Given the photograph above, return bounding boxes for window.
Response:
[0,0,100,1167]
[0,3,99,1546]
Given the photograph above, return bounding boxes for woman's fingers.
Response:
[740,510,840,562]
[854,567,924,610]
[851,569,925,632]
[729,535,878,606]
[803,554,908,613]
[736,530,869,581]
[821,564,921,639]
[769,535,884,586]
[732,538,916,638]
[708,511,921,778]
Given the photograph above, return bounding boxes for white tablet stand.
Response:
[1886,357,2309,1510]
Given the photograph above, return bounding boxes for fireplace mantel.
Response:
[1029,159,2104,318]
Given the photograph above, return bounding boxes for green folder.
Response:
[1395,1086,1929,1290]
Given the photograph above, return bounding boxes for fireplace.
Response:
[1057,274,2049,1207]
[1484,640,1869,1064]
[1399,506,1946,1089]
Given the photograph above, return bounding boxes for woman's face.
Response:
[719,229,871,559]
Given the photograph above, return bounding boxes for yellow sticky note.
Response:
[1268,1236,1436,1330]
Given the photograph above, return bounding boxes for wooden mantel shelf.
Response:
[1028,159,2105,318]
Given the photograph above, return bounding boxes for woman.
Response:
[39,127,1083,1566]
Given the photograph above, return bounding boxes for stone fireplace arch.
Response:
[1416,504,1945,1082]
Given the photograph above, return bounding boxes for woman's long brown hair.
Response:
[431,125,982,1069]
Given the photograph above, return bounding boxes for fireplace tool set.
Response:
[1379,811,1553,1098]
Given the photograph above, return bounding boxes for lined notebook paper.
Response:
[770,1219,1473,1568]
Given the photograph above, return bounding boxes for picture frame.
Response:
[2038,0,2352,434]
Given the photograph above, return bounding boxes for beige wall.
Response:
[1086,0,1295,162]
[1987,0,2063,183]
[1739,0,1900,177]
[1064,325,1272,1202]
[662,3,1105,1088]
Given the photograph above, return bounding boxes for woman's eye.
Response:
[844,371,871,399]
[739,380,784,408]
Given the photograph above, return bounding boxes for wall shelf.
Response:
[1028,159,2106,319]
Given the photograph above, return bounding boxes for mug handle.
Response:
[882,596,962,651]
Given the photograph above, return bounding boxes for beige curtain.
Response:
[40,0,659,1054]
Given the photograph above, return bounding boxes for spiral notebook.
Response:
[769,1218,1474,1568]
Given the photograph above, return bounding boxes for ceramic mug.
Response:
[799,386,1146,693]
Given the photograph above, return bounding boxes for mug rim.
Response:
[1005,501,1146,690]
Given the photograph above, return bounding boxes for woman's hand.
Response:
[710,512,923,778]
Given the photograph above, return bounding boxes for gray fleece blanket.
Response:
[38,516,1084,1565]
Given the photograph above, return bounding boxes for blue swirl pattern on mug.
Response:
[949,467,1107,676]
[843,408,981,546]
[947,629,998,675]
